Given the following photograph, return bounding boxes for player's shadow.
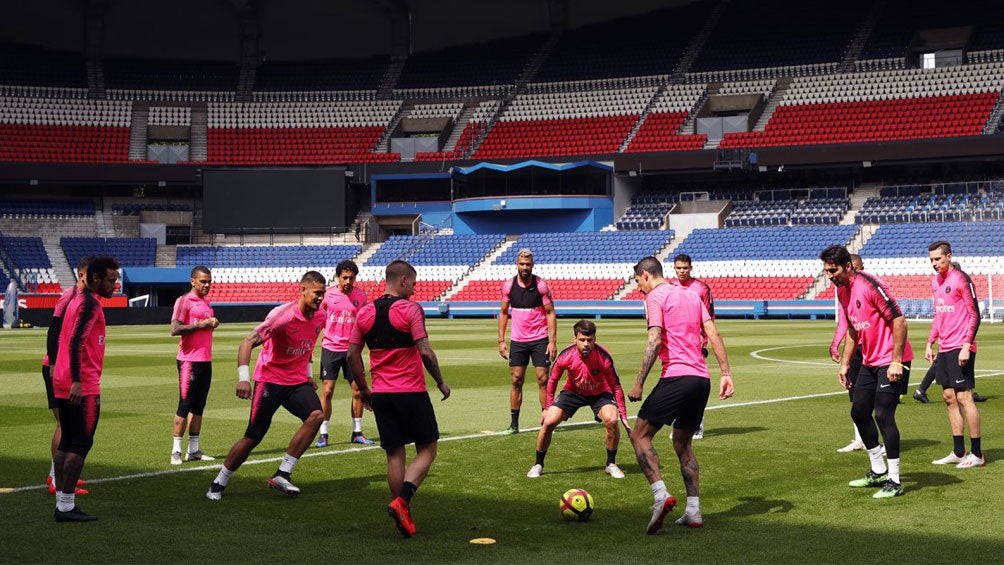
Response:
[902,471,963,493]
[710,496,795,520]
[980,447,1003,463]
[899,438,940,452]
[702,426,769,437]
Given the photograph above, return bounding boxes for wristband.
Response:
[238,365,251,383]
[307,362,314,379]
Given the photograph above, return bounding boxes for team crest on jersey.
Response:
[353,300,359,306]
[855,300,861,309]
[945,286,952,293]
[591,369,599,375]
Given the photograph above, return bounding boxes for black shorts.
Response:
[371,391,439,451]
[935,349,976,390]
[847,346,863,402]
[637,376,710,432]
[855,362,910,396]
[42,364,56,410]
[57,395,100,457]
[552,391,616,421]
[320,348,355,381]
[509,337,550,368]
[177,360,213,417]
[243,382,322,442]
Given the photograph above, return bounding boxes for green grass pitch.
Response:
[1,318,1003,563]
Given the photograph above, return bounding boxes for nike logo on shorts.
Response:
[955,379,966,384]
[879,384,891,388]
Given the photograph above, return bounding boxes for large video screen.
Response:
[202,168,347,234]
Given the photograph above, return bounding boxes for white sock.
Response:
[320,420,329,435]
[352,418,363,434]
[278,454,298,474]
[214,466,234,487]
[56,491,75,512]
[650,480,667,500]
[853,424,862,444]
[49,460,55,479]
[867,445,887,474]
[172,436,183,453]
[188,435,200,454]
[887,458,901,484]
[686,496,700,515]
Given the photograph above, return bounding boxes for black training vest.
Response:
[508,275,544,309]
[363,295,415,350]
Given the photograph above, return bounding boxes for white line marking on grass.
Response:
[8,373,1001,496]
[750,345,834,366]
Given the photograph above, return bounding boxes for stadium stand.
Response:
[473,87,655,159]
[0,98,132,163]
[451,231,673,302]
[254,56,387,93]
[104,58,239,92]
[0,199,96,217]
[0,42,87,88]
[625,83,707,153]
[394,34,543,95]
[61,237,157,268]
[205,100,402,164]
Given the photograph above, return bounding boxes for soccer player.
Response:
[820,245,913,498]
[51,256,120,522]
[925,242,985,468]
[669,253,715,439]
[498,248,557,434]
[347,260,450,538]
[628,257,734,534]
[315,260,373,447]
[42,255,92,495]
[913,260,988,405]
[832,254,868,453]
[169,265,219,465]
[205,271,327,500]
[526,319,629,479]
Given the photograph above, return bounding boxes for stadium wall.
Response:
[452,195,613,234]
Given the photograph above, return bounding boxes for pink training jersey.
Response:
[670,277,715,318]
[253,301,324,386]
[546,343,628,421]
[501,276,553,342]
[172,291,215,362]
[350,298,428,393]
[320,285,367,352]
[53,289,106,398]
[929,267,980,353]
[837,271,914,367]
[831,307,849,358]
[53,285,78,318]
[644,281,712,379]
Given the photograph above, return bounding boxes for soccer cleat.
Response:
[350,433,375,445]
[314,434,328,448]
[501,426,519,436]
[693,428,704,441]
[872,480,904,499]
[675,511,704,528]
[54,506,98,522]
[913,390,932,404]
[526,464,543,478]
[837,439,865,453]
[972,392,988,403]
[604,463,625,479]
[185,450,215,462]
[956,453,986,468]
[268,475,301,497]
[205,482,225,501]
[388,496,416,538]
[646,494,677,535]
[170,451,183,465]
[848,470,888,488]
[932,452,966,465]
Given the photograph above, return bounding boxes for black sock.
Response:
[971,437,982,459]
[953,435,965,458]
[510,409,520,429]
[535,450,546,466]
[606,449,617,466]
[274,470,291,480]
[398,481,418,503]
